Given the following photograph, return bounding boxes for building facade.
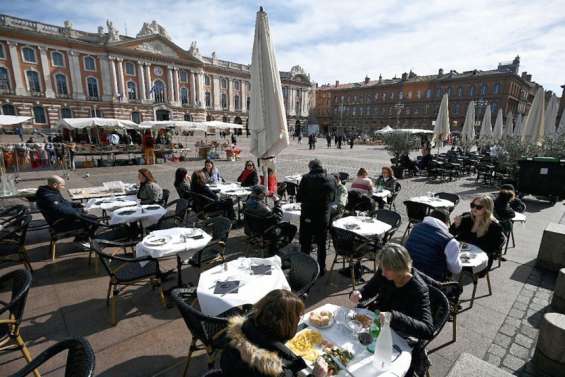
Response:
[0,15,312,133]
[313,57,539,135]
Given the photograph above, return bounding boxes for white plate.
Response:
[307,310,336,329]
[144,235,172,246]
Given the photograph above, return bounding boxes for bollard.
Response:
[551,268,565,314]
[533,312,565,376]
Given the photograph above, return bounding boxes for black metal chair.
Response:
[373,209,402,243]
[401,201,432,241]
[338,172,350,182]
[91,239,166,325]
[158,189,170,207]
[200,370,224,377]
[171,288,229,376]
[285,181,299,202]
[419,285,450,374]
[434,192,460,213]
[0,269,38,377]
[0,208,33,271]
[243,212,293,257]
[284,252,319,299]
[329,226,377,289]
[9,337,95,377]
[191,192,224,219]
[186,217,232,271]
[387,181,401,211]
[345,191,374,214]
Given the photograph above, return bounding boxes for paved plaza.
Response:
[1,136,563,377]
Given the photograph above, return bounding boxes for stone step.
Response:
[446,353,513,377]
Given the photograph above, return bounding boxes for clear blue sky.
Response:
[1,0,564,93]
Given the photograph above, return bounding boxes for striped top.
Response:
[350,176,374,195]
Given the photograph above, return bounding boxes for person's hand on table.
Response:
[349,290,362,305]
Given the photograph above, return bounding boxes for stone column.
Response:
[137,61,147,102]
[288,87,296,116]
[173,67,181,105]
[241,80,247,113]
[227,78,234,112]
[37,46,55,98]
[109,57,120,100]
[7,42,27,96]
[167,66,174,104]
[116,58,127,102]
[212,75,221,111]
[144,63,153,101]
[68,50,85,100]
[197,71,205,109]
[99,55,113,101]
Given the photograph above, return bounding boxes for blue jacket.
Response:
[36,185,81,225]
[405,221,453,281]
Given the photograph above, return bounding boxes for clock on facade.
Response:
[153,66,163,76]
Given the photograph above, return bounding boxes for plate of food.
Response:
[350,311,373,329]
[319,346,355,376]
[308,310,335,329]
[144,235,172,247]
[461,243,471,251]
[286,329,324,362]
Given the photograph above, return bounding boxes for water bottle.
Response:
[372,312,392,373]
[367,310,381,353]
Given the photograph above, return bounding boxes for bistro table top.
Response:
[84,195,138,212]
[409,195,455,208]
[512,212,527,223]
[197,256,290,317]
[298,303,412,377]
[135,227,211,261]
[0,188,37,200]
[459,242,489,274]
[333,216,391,238]
[284,174,302,185]
[207,183,252,197]
[110,204,166,227]
[68,182,137,201]
[372,189,392,199]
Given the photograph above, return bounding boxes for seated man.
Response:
[405,208,462,282]
[244,185,297,254]
[36,176,97,237]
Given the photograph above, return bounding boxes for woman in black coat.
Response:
[221,290,307,377]
[173,167,191,200]
[190,170,235,220]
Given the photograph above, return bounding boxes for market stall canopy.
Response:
[375,125,394,134]
[139,120,207,131]
[395,128,434,134]
[249,7,289,159]
[204,120,243,130]
[58,118,138,130]
[0,115,32,126]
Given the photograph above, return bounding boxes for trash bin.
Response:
[518,158,565,204]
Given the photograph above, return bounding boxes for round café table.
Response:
[332,216,391,238]
[110,204,166,228]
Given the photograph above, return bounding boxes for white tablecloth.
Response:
[372,189,391,199]
[110,204,166,227]
[410,196,455,208]
[281,203,302,225]
[300,304,412,377]
[135,227,211,261]
[208,183,252,198]
[512,212,527,223]
[84,195,138,212]
[284,175,302,185]
[333,216,391,238]
[459,242,489,274]
[197,256,291,316]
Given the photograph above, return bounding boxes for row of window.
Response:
[333,102,499,117]
[203,92,246,110]
[203,75,247,91]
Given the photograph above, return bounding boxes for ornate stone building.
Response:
[0,14,312,132]
[314,57,539,135]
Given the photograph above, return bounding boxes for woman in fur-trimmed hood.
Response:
[220,289,307,377]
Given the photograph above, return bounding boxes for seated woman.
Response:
[374,166,398,209]
[497,184,526,213]
[173,167,191,200]
[202,159,222,184]
[237,160,259,187]
[349,243,434,340]
[450,194,505,271]
[350,168,374,195]
[190,170,235,220]
[137,168,163,205]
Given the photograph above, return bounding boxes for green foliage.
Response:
[382,132,420,162]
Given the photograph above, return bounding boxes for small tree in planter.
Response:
[382,132,420,178]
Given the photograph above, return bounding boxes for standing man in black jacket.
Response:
[297,159,336,275]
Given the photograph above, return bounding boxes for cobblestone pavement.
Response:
[3,136,564,376]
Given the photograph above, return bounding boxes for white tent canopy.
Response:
[433,93,450,143]
[375,126,394,134]
[479,105,493,142]
[493,109,504,142]
[394,128,434,134]
[544,94,559,138]
[0,115,32,126]
[461,101,476,146]
[58,117,138,130]
[205,120,243,130]
[521,87,545,145]
[139,120,207,131]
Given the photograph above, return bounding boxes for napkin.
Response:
[251,264,272,275]
[214,280,240,294]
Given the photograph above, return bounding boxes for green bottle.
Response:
[367,310,381,353]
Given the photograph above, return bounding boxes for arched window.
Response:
[86,77,99,98]
[84,56,96,71]
[26,70,41,92]
[469,86,476,97]
[127,82,137,100]
[33,106,46,124]
[234,95,240,110]
[234,80,240,90]
[51,51,64,67]
[180,87,189,104]
[454,103,460,114]
[131,111,142,124]
[55,74,68,96]
[184,113,192,121]
[2,104,16,115]
[457,87,463,97]
[204,75,210,85]
[491,102,498,113]
[153,80,165,103]
[221,78,227,89]
[205,92,211,107]
[426,89,432,98]
[222,116,229,123]
[493,83,501,95]
[481,84,488,96]
[22,47,36,63]
[61,107,72,118]
[221,93,227,109]
[0,67,10,91]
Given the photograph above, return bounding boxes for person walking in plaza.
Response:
[326,133,332,148]
[137,168,163,204]
[16,126,23,141]
[297,133,302,144]
[297,159,336,275]
[142,129,155,165]
[349,136,354,149]
[405,208,462,281]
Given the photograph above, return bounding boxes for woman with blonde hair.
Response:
[450,194,505,270]
[374,166,398,209]
[350,167,374,195]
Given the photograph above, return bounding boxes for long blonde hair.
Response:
[471,194,496,237]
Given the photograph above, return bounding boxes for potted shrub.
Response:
[382,132,419,178]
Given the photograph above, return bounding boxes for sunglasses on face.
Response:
[470,203,483,210]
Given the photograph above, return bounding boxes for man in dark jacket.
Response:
[297,160,336,275]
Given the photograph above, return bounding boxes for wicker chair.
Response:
[421,285,450,374]
[401,201,432,241]
[9,337,95,377]
[0,208,32,271]
[171,288,229,376]
[243,212,293,257]
[0,270,38,377]
[387,182,401,211]
[373,209,402,243]
[284,252,319,299]
[191,192,224,219]
[434,192,460,213]
[186,217,232,271]
[91,239,166,325]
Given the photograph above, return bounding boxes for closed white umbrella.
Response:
[557,109,565,137]
[503,111,514,137]
[521,87,545,145]
[544,94,559,138]
[479,105,493,143]
[249,7,289,179]
[514,113,523,136]
[432,94,450,150]
[461,101,476,147]
[493,109,504,142]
